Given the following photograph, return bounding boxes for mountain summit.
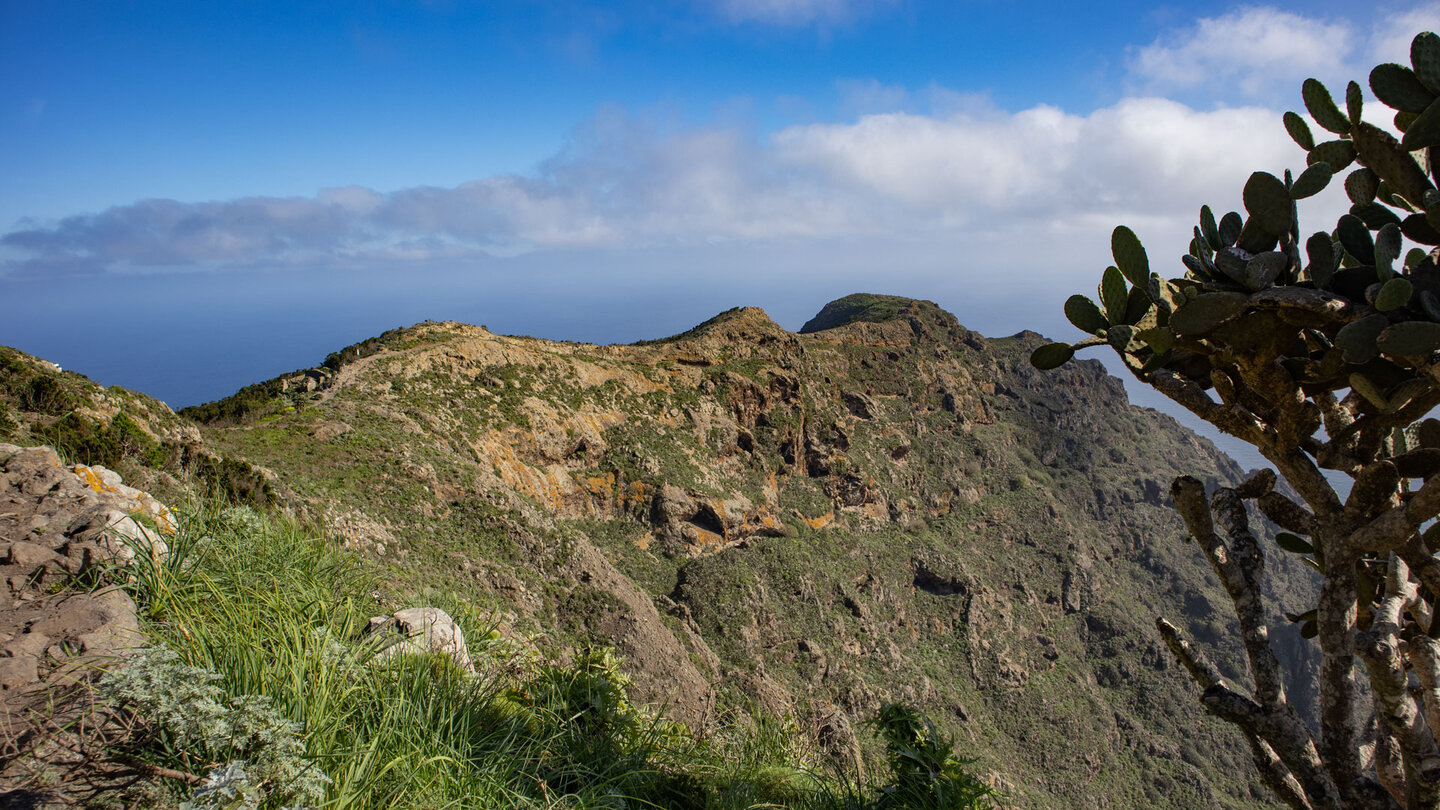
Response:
[0,297,1315,807]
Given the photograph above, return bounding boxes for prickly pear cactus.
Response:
[1032,31,1440,400]
[1031,30,1440,810]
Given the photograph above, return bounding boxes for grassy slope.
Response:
[184,300,1316,809]
[0,294,1319,808]
[106,498,994,809]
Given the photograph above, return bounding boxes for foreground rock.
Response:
[0,444,173,806]
[364,607,475,672]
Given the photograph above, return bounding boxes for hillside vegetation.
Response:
[0,296,1319,807]
[93,498,992,809]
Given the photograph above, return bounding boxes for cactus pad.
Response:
[1307,140,1357,172]
[1100,266,1129,324]
[1401,97,1440,150]
[1243,171,1294,236]
[1403,213,1440,246]
[1030,342,1074,370]
[1354,122,1432,207]
[1370,63,1436,113]
[1414,32,1440,93]
[1346,168,1379,205]
[1346,81,1364,124]
[1304,78,1352,134]
[1245,251,1288,291]
[1352,201,1403,231]
[1111,226,1150,287]
[1375,223,1404,277]
[1337,214,1376,266]
[1137,326,1173,354]
[1350,373,1391,410]
[1305,232,1337,287]
[1378,321,1440,356]
[1199,206,1221,250]
[1064,294,1109,334]
[1124,285,1152,324]
[1374,276,1412,311]
[1283,112,1315,150]
[1290,163,1332,200]
[1335,314,1388,363]
[1275,533,1315,554]
[1218,211,1243,248]
[1169,292,1248,335]
[1107,324,1135,352]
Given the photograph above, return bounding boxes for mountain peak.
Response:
[799,293,949,334]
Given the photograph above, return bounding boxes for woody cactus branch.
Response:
[1032,28,1440,808]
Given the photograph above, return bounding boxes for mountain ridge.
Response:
[0,295,1318,808]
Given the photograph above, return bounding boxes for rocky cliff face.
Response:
[0,295,1318,808]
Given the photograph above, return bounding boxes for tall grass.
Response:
[104,500,994,809]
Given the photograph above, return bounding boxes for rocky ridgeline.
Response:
[0,295,1321,807]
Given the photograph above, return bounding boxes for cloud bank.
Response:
[1,98,1306,278]
[5,4,1436,282]
[1128,4,1440,103]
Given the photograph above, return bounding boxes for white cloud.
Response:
[1368,4,1440,67]
[1127,3,1440,105]
[3,95,1327,280]
[835,78,909,115]
[1128,7,1353,100]
[24,5,1435,282]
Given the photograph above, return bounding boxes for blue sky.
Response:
[3,0,1439,416]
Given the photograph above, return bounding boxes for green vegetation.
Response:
[33,410,168,469]
[103,498,994,809]
[798,294,938,334]
[0,404,16,439]
[1034,29,1440,810]
[182,288,1288,807]
[323,324,451,371]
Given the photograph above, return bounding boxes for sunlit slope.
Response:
[186,296,1318,809]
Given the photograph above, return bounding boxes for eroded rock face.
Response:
[1,443,178,806]
[0,444,171,699]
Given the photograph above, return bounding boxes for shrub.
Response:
[101,647,330,810]
[21,374,74,414]
[866,704,995,810]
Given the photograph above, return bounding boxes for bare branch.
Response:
[1151,369,1267,445]
[1410,636,1440,749]
[1249,735,1317,810]
[1350,473,1440,554]
[1355,555,1440,808]
[1259,490,1318,536]
[1318,557,1365,796]
[1157,617,1226,689]
[1200,685,1342,810]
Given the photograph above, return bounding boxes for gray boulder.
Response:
[363,607,473,672]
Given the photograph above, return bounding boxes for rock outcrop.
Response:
[0,444,176,804]
[364,607,474,673]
